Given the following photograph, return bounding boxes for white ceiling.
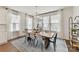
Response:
[7,6,65,15]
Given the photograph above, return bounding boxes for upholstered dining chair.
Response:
[30,33,36,47]
[35,34,44,51]
[24,29,32,45]
[49,33,57,51]
[24,30,29,43]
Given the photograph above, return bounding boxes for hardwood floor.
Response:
[0,42,19,52]
[65,40,79,52]
[0,39,79,52]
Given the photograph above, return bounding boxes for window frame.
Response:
[9,13,20,32]
[50,14,61,32]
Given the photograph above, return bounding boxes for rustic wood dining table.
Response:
[39,32,55,49]
[25,30,55,49]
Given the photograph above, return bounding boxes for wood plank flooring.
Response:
[0,42,19,52]
[65,40,79,52]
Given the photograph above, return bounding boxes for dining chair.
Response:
[24,30,32,45]
[35,34,44,51]
[49,33,57,51]
[24,31,29,43]
[30,33,36,47]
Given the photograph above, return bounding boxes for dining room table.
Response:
[25,29,55,49]
[39,31,55,49]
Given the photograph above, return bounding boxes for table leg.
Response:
[44,37,50,49]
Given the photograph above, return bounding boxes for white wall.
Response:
[63,7,73,40]
[0,7,8,44]
[73,7,79,17]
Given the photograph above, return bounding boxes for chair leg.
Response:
[31,39,35,47]
[53,43,56,52]
[45,39,50,49]
[24,37,27,43]
[41,43,43,51]
[33,39,35,47]
[24,36,26,42]
[25,36,26,39]
[24,39,26,43]
[35,40,38,47]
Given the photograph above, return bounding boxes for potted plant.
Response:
[72,29,77,34]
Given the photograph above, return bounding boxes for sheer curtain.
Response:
[43,16,49,31]
[26,15,33,32]
[50,10,63,38]
[41,10,63,38]
[38,17,43,30]
[50,14,61,32]
[33,17,38,29]
[9,13,20,32]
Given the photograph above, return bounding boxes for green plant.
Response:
[72,29,77,34]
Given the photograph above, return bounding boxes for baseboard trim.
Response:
[8,35,26,41]
[0,41,8,45]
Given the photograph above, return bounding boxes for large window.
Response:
[36,13,61,33]
[26,16,33,30]
[10,13,20,32]
[33,18,38,29]
[50,14,61,32]
[43,16,49,30]
[38,17,43,30]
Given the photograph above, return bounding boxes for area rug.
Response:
[10,37,68,52]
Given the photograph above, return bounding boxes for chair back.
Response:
[30,33,35,39]
[52,33,57,43]
[49,33,57,43]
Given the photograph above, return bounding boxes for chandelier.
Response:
[35,6,38,20]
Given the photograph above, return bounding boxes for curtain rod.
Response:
[38,9,63,16]
[1,6,34,17]
[1,6,19,13]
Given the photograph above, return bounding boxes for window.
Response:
[37,16,43,30]
[50,14,61,32]
[33,18,38,29]
[10,13,20,32]
[26,16,33,30]
[38,18,43,29]
[43,16,49,30]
